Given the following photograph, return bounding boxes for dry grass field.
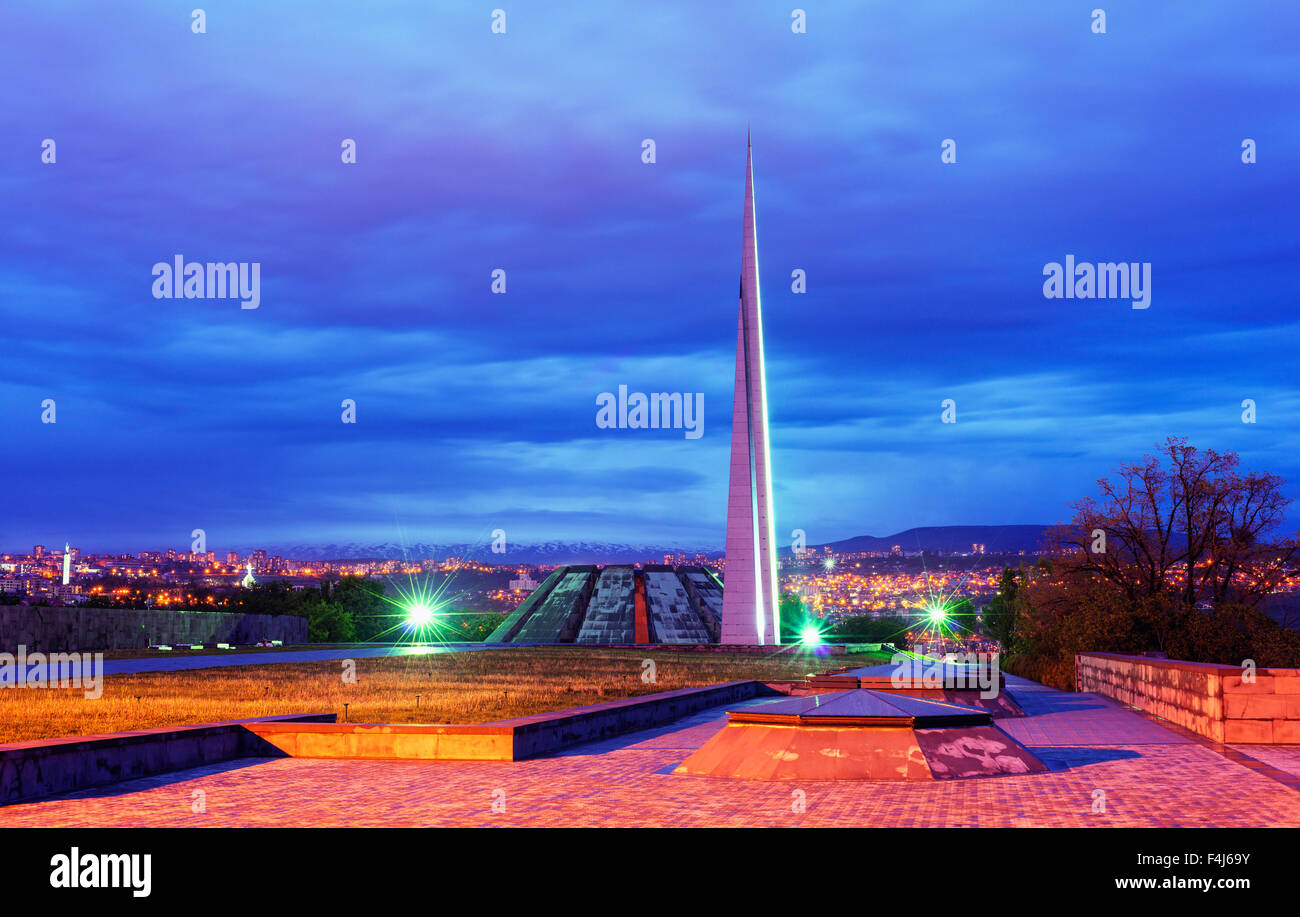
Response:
[0,646,886,744]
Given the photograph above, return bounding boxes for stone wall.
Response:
[0,714,335,804]
[0,606,308,653]
[1076,652,1300,744]
[248,679,781,761]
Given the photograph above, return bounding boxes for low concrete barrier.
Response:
[2,682,784,803]
[1076,652,1300,744]
[495,679,777,759]
[246,721,516,761]
[0,713,335,805]
[248,680,781,761]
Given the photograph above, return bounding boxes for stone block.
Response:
[1224,719,1273,744]
[1225,694,1289,719]
[1223,676,1275,694]
[1270,720,1300,744]
[1271,675,1300,695]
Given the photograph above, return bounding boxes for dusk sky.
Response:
[3,2,1299,555]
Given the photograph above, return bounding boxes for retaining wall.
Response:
[2,682,782,804]
[249,679,780,761]
[0,713,335,805]
[0,606,308,653]
[1076,652,1300,744]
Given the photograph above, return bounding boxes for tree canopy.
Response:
[1050,436,1298,611]
[1002,438,1300,688]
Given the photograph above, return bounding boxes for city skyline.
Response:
[4,2,1300,551]
[0,529,1046,563]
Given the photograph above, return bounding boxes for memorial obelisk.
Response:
[721,134,780,645]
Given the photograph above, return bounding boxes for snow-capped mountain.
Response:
[258,541,722,565]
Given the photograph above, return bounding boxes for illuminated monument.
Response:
[721,136,780,645]
[485,564,723,644]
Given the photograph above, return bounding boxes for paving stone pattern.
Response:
[3,681,1298,827]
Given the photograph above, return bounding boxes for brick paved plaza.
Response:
[4,675,1300,827]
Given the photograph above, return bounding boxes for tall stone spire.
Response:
[721,133,780,644]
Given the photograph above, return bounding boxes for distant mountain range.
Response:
[265,541,720,565]
[791,525,1054,556]
[259,525,1053,563]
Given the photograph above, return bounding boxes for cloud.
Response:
[3,1,1299,550]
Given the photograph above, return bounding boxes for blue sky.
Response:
[2,1,1299,554]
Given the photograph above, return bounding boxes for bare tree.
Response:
[1049,437,1298,612]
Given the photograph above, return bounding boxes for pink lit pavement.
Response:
[5,674,1300,827]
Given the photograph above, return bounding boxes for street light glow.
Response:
[800,623,823,647]
[405,601,436,627]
